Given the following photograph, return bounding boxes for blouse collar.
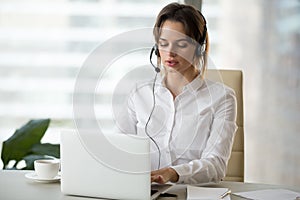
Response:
[155,73,204,95]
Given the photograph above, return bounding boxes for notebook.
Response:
[187,185,231,200]
[234,189,300,200]
[60,129,172,200]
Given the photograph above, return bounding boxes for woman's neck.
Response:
[165,69,199,98]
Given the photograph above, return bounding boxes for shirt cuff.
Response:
[170,164,190,183]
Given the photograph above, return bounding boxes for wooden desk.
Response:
[0,170,299,200]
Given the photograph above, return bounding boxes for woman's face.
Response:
[158,20,197,75]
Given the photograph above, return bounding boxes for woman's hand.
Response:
[151,167,179,184]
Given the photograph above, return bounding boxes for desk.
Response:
[0,170,299,200]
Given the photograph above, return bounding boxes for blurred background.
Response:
[0,0,299,187]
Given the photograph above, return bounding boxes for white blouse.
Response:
[116,74,237,184]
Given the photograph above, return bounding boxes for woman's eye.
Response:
[177,42,188,48]
[159,43,168,47]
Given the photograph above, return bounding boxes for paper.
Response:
[187,185,231,200]
[234,189,300,200]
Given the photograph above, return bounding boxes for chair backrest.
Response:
[206,69,244,182]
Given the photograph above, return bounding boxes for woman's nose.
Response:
[166,44,177,56]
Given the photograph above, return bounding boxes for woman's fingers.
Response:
[151,174,165,184]
[151,167,179,183]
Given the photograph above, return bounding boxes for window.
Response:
[0,0,174,145]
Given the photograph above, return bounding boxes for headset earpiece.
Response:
[196,45,202,57]
[154,44,160,57]
[196,44,205,57]
[196,10,207,57]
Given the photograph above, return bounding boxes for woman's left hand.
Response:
[151,167,179,184]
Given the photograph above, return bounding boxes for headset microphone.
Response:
[150,45,160,73]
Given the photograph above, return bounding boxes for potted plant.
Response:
[1,119,60,170]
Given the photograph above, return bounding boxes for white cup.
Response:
[34,159,60,179]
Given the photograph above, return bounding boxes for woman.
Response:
[117,2,237,184]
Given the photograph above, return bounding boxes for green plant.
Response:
[1,119,60,170]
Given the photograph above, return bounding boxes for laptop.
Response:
[60,129,172,200]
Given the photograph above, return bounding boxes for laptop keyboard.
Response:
[151,190,159,195]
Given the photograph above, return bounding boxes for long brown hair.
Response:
[153,2,209,77]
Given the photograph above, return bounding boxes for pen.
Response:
[220,189,231,199]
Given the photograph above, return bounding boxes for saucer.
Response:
[25,172,61,183]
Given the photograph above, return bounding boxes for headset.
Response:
[146,9,207,170]
[149,45,161,73]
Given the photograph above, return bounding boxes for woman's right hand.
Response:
[151,167,179,184]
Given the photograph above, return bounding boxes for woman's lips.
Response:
[165,60,178,67]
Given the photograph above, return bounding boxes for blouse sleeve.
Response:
[115,87,138,135]
[171,87,238,184]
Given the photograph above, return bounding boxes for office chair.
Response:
[206,69,244,182]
